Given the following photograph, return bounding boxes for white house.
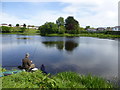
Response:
[112,26,120,31]
[34,26,39,29]
[27,25,35,29]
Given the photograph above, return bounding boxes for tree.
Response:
[56,17,64,27]
[16,24,19,27]
[23,24,26,28]
[8,24,12,27]
[65,16,79,33]
[39,22,58,35]
[56,17,66,34]
[65,41,78,52]
[85,26,90,30]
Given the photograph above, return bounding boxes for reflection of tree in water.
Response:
[56,41,64,50]
[42,41,64,50]
[65,41,78,51]
[42,41,79,52]
[42,42,57,47]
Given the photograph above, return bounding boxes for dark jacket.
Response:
[22,58,32,69]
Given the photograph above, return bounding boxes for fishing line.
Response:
[31,42,39,60]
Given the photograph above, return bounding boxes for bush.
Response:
[39,22,58,35]
[1,26,12,33]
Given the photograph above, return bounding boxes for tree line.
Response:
[0,16,92,34]
[39,16,83,35]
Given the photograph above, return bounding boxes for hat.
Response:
[26,53,30,56]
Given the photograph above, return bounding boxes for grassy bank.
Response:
[0,28,40,35]
[1,33,120,38]
[43,33,120,38]
[0,32,40,35]
[1,69,115,88]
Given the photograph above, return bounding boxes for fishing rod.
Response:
[2,66,20,67]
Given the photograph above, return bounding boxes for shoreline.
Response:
[1,33,120,38]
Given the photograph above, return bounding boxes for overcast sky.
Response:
[0,0,119,28]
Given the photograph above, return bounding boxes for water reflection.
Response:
[65,41,78,51]
[42,41,79,52]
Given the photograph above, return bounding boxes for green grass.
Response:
[0,29,40,35]
[1,32,120,38]
[0,32,40,35]
[0,67,6,72]
[1,70,115,88]
[43,33,120,38]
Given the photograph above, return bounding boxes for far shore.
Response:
[1,33,120,38]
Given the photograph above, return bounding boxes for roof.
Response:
[1,23,8,25]
[114,26,120,28]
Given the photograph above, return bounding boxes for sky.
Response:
[0,0,119,28]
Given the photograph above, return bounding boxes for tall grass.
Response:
[2,70,114,88]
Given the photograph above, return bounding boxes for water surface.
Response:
[1,34,118,81]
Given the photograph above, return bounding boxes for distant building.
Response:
[87,28,97,31]
[20,25,24,27]
[28,25,34,29]
[112,26,120,31]
[0,23,8,27]
[97,27,106,31]
[34,26,39,29]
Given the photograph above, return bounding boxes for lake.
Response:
[1,34,119,82]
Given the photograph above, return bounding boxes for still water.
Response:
[1,34,118,81]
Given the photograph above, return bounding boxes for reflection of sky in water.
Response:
[1,35,118,80]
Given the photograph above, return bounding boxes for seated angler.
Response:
[22,53,35,71]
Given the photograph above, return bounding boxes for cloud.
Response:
[1,0,118,27]
[60,0,118,27]
[1,13,30,25]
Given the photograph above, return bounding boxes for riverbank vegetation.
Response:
[43,33,120,38]
[38,16,120,38]
[1,16,120,38]
[1,69,115,88]
[0,26,39,35]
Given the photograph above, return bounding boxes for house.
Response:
[0,23,8,27]
[112,26,120,31]
[87,28,97,31]
[28,25,35,29]
[97,27,106,31]
[20,25,24,27]
[34,26,39,29]
[27,25,39,29]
